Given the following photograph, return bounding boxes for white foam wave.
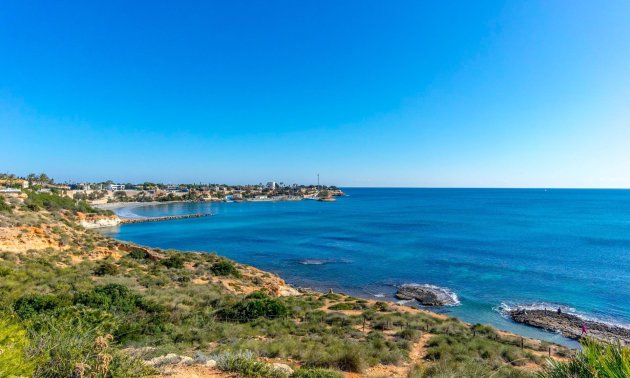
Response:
[298,258,350,265]
[400,283,461,306]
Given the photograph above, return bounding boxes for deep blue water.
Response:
[102,188,630,347]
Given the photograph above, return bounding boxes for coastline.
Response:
[101,197,629,349]
[106,234,572,353]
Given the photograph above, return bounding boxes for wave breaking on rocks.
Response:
[395,283,460,306]
[499,302,630,344]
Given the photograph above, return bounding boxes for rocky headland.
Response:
[395,284,459,306]
[509,309,630,344]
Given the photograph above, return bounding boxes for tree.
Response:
[38,173,50,185]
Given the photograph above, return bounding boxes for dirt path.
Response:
[359,332,433,377]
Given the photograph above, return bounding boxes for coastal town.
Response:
[0,173,345,205]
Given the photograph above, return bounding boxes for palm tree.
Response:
[38,173,50,185]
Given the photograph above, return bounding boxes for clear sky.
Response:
[1,1,629,187]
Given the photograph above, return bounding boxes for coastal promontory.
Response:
[509,309,630,344]
[395,284,459,306]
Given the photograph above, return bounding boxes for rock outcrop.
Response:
[76,212,121,229]
[509,309,630,344]
[395,284,459,306]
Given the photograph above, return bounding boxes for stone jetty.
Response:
[509,309,630,344]
[120,213,213,224]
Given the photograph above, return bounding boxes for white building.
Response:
[107,184,125,191]
[266,181,277,190]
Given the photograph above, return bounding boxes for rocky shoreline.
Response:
[395,284,459,306]
[509,309,630,344]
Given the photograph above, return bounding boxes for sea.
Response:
[101,188,630,347]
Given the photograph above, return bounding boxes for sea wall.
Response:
[120,213,213,224]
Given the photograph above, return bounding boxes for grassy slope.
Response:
[0,194,572,377]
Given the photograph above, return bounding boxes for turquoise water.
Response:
[102,188,630,347]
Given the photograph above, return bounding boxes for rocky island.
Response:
[395,284,459,306]
[509,308,630,344]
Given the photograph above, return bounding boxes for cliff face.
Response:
[0,224,69,252]
[76,212,121,229]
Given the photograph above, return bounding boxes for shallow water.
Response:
[101,188,630,347]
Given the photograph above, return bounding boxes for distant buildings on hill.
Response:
[0,174,344,204]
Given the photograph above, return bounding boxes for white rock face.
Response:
[278,286,301,296]
[79,217,121,229]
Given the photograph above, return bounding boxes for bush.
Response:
[0,196,12,212]
[128,248,149,259]
[161,254,184,269]
[291,368,343,378]
[28,314,151,378]
[539,338,630,378]
[14,294,63,319]
[331,345,365,372]
[0,314,38,377]
[211,260,240,277]
[213,350,289,378]
[396,328,420,341]
[328,302,363,311]
[93,261,119,276]
[24,190,102,214]
[218,292,288,321]
[74,283,160,314]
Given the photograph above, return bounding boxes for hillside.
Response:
[0,191,574,377]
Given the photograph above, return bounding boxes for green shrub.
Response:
[128,248,149,260]
[24,190,102,214]
[213,350,289,378]
[0,196,12,213]
[161,254,185,269]
[93,261,119,276]
[218,292,288,321]
[74,283,160,314]
[14,294,63,319]
[291,368,343,378]
[539,338,630,378]
[0,314,38,377]
[29,314,151,377]
[328,302,363,311]
[332,345,365,372]
[396,328,420,341]
[211,260,240,277]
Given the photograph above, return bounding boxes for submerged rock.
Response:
[509,309,630,344]
[395,284,459,306]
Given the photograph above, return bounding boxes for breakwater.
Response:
[120,213,213,224]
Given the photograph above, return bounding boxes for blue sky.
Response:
[1,1,629,187]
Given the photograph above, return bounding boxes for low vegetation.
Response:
[539,338,630,378]
[24,190,112,215]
